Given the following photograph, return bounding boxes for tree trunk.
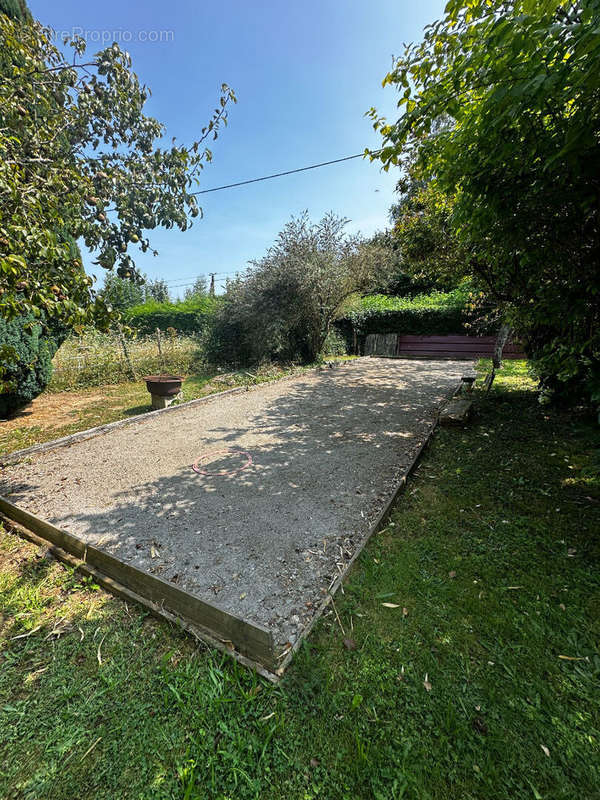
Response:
[485,324,512,393]
[493,324,511,370]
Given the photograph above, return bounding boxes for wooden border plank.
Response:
[0,515,279,682]
[0,495,276,671]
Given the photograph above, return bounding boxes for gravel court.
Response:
[2,358,469,649]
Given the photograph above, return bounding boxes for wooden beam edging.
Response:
[274,381,460,676]
[0,495,278,676]
[0,359,360,467]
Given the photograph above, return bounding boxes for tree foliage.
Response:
[0,0,30,22]
[98,272,145,313]
[370,0,600,407]
[0,12,235,332]
[144,278,170,304]
[184,276,208,300]
[207,212,392,365]
[388,164,468,294]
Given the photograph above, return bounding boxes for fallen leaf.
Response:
[381,602,400,608]
[150,546,159,559]
[402,607,409,617]
[423,673,432,692]
[248,685,262,697]
[559,603,566,611]
[448,571,456,579]
[541,745,550,758]
[239,593,247,600]
[343,637,357,651]
[310,758,319,769]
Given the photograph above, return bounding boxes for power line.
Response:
[164,271,236,285]
[191,150,379,196]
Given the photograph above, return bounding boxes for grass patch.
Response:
[0,361,598,799]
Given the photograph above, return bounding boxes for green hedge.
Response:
[0,314,65,417]
[334,289,489,350]
[125,297,218,335]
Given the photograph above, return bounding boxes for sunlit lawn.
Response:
[0,360,599,799]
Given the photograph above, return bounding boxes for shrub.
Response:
[0,314,64,416]
[204,212,392,367]
[125,296,218,336]
[322,328,348,357]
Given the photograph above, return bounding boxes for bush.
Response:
[199,303,251,367]
[203,213,392,367]
[0,314,64,416]
[322,328,348,357]
[125,296,218,336]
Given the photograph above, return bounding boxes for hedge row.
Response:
[125,297,218,335]
[334,290,480,350]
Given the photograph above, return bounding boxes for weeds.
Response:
[49,330,201,392]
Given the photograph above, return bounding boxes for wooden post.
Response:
[486,324,512,393]
[117,323,136,381]
[155,327,165,374]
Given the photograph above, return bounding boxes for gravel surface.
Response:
[2,358,470,650]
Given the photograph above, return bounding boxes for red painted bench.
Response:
[364,334,526,360]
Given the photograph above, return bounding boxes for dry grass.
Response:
[49,330,199,392]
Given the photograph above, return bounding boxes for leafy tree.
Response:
[99,272,145,313]
[388,165,467,295]
[144,278,170,304]
[208,212,392,365]
[184,276,208,300]
[0,12,235,331]
[369,0,600,407]
[0,0,71,413]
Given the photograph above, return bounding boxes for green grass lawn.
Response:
[0,361,599,799]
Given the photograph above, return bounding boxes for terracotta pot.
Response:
[143,375,183,397]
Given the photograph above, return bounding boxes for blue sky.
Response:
[29,0,445,296]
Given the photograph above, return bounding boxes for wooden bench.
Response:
[365,334,525,360]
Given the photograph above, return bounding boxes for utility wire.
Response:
[191,150,379,196]
[164,271,233,284]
